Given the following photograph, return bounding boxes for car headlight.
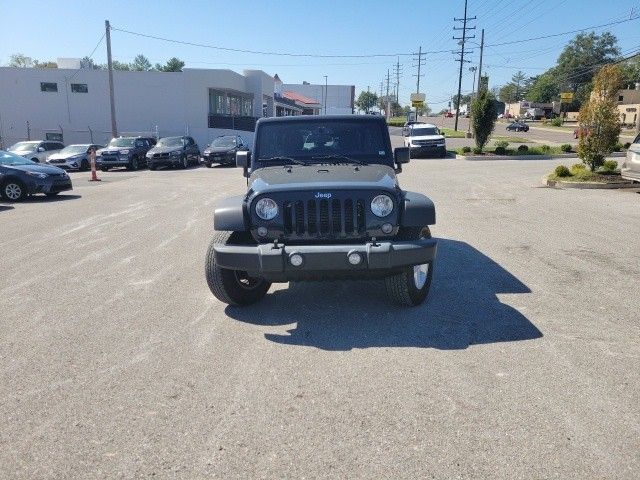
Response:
[371,194,394,217]
[171,150,182,156]
[203,149,211,155]
[119,149,130,155]
[26,171,48,179]
[255,198,278,220]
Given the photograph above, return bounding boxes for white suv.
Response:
[621,133,640,182]
[8,140,65,163]
[403,123,447,158]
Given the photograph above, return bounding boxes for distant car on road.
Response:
[621,133,640,182]
[146,136,200,170]
[46,144,104,171]
[506,121,529,132]
[201,135,248,167]
[97,136,156,171]
[7,140,65,163]
[0,150,72,201]
[404,123,447,158]
[444,112,454,118]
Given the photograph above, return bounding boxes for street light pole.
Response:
[467,66,477,136]
[323,75,328,115]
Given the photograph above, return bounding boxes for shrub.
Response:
[472,146,482,154]
[517,144,529,152]
[494,146,507,155]
[560,144,572,153]
[554,165,572,177]
[471,90,497,151]
[623,142,631,149]
[550,117,563,127]
[571,163,586,172]
[612,142,623,152]
[602,160,618,171]
[540,144,551,153]
[494,140,509,149]
[462,146,472,153]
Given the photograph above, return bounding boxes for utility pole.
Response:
[379,81,384,113]
[477,28,485,94]
[467,66,477,136]
[366,85,370,113]
[453,0,476,131]
[393,58,403,104]
[323,75,328,115]
[105,20,118,138]
[386,69,391,119]
[413,46,426,120]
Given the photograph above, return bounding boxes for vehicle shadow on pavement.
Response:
[0,205,15,212]
[26,194,82,203]
[225,239,543,350]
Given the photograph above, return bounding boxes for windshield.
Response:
[211,136,236,148]
[156,137,184,147]
[411,127,440,136]
[59,145,88,155]
[255,120,391,165]
[9,141,39,152]
[108,138,135,147]
[0,150,36,166]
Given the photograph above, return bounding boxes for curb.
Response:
[543,176,638,189]
[456,152,627,161]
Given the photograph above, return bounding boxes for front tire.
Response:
[128,157,139,171]
[385,226,434,306]
[205,231,271,306]
[2,180,28,202]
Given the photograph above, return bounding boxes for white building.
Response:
[282,82,355,115]
[0,66,276,149]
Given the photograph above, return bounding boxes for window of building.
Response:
[209,89,253,116]
[619,95,624,102]
[40,82,58,92]
[71,83,88,93]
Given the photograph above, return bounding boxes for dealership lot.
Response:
[1,160,639,478]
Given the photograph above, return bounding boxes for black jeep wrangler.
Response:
[205,115,437,306]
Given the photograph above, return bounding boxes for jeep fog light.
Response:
[347,251,362,265]
[371,194,393,217]
[257,226,268,237]
[381,223,393,234]
[290,253,303,267]
[255,198,278,220]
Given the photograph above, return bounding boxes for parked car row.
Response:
[0,149,72,201]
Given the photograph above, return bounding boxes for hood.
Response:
[98,146,129,154]
[5,163,67,175]
[48,152,82,160]
[205,146,236,153]
[148,146,184,154]
[9,149,35,156]
[249,163,398,194]
[409,134,445,141]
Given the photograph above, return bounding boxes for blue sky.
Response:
[2,0,640,109]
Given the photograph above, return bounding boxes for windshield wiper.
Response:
[311,154,366,165]
[259,156,307,166]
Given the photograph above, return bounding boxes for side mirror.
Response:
[394,147,410,173]
[37,147,45,152]
[236,150,251,177]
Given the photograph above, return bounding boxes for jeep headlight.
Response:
[371,194,393,217]
[119,149,130,155]
[255,198,278,220]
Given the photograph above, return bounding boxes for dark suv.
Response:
[205,115,437,306]
[97,136,156,171]
[146,136,200,170]
[201,135,248,167]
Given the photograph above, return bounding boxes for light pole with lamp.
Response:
[467,66,477,136]
[323,75,328,115]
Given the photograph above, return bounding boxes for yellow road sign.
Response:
[412,100,424,107]
[560,92,574,102]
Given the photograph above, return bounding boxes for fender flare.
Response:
[400,191,436,227]
[213,195,247,231]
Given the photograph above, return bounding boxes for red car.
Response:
[444,112,454,118]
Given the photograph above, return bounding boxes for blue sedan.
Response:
[0,150,73,201]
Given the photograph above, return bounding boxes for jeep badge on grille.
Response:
[315,192,332,199]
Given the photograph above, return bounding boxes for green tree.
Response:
[80,57,103,69]
[9,53,34,68]
[131,54,153,71]
[111,60,131,71]
[498,83,518,103]
[511,70,527,99]
[577,64,623,171]
[470,90,496,152]
[156,57,185,72]
[620,55,640,86]
[453,93,472,109]
[555,32,620,94]
[355,91,378,113]
[34,60,57,68]
[527,72,560,103]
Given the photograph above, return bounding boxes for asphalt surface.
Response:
[1,158,639,478]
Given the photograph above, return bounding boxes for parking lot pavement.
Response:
[1,163,639,478]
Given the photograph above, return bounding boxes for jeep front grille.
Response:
[283,198,366,237]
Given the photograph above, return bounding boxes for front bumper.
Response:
[26,177,73,194]
[410,145,446,156]
[214,238,437,281]
[148,156,181,167]
[621,168,640,181]
[97,156,130,167]
[47,159,82,170]
[201,153,234,164]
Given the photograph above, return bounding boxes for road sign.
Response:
[411,100,425,108]
[560,92,574,102]
[410,93,426,103]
